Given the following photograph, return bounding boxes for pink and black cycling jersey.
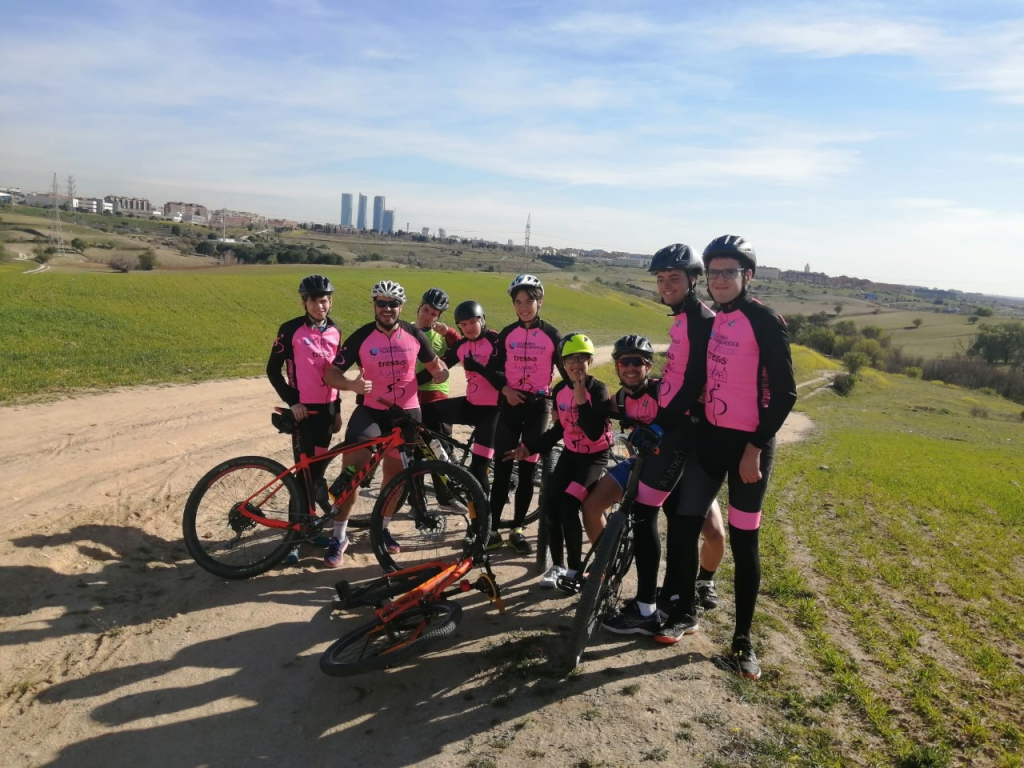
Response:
[443,331,503,407]
[494,319,561,395]
[657,293,715,421]
[704,295,797,448]
[332,320,436,411]
[527,377,613,456]
[266,315,341,405]
[615,377,661,426]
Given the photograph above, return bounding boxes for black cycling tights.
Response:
[668,515,760,639]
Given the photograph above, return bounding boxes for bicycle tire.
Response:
[370,460,491,572]
[320,601,463,677]
[611,432,635,462]
[183,456,303,579]
[564,511,632,670]
[334,566,445,609]
[533,447,558,573]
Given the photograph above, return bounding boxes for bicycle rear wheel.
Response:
[183,456,302,579]
[320,601,463,677]
[564,511,633,670]
[370,460,491,572]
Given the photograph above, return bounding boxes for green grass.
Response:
[0,265,674,402]
[752,372,1024,764]
[845,309,994,360]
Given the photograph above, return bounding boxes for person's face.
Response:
[417,304,442,329]
[706,257,751,305]
[615,356,652,389]
[656,270,693,306]
[562,353,591,380]
[457,317,484,340]
[512,291,541,323]
[304,294,331,321]
[374,297,403,329]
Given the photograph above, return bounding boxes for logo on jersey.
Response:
[302,338,312,345]
[370,347,379,356]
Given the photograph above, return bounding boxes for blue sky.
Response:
[3,0,1023,296]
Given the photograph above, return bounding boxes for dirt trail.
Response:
[0,359,815,768]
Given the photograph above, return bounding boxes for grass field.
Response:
[0,265,669,402]
[743,372,1024,766]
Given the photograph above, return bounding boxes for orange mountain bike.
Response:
[320,528,506,676]
[182,405,490,579]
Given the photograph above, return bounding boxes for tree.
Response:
[975,306,994,317]
[912,318,924,329]
[834,302,844,315]
[970,321,1024,367]
[170,224,182,236]
[33,244,57,263]
[195,241,217,256]
[70,237,86,253]
[968,315,979,324]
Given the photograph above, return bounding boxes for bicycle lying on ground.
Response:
[182,404,489,579]
[561,425,661,670]
[320,514,505,677]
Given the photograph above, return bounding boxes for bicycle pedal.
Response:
[555,575,583,595]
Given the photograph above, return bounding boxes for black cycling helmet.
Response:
[703,235,756,276]
[612,334,655,361]
[298,274,334,297]
[421,287,450,312]
[648,243,703,275]
[453,299,484,323]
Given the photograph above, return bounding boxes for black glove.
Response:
[463,356,485,373]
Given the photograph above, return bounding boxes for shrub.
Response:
[843,351,871,375]
[905,366,922,378]
[109,255,137,273]
[912,318,924,328]
[967,315,979,324]
[969,406,989,419]
[832,373,856,396]
[138,251,158,270]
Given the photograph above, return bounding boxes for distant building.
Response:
[438,228,446,239]
[25,193,75,209]
[356,194,367,230]
[210,209,265,228]
[382,209,395,235]
[341,193,353,227]
[758,266,781,280]
[373,195,386,232]
[81,197,113,214]
[163,201,209,219]
[421,227,430,236]
[104,196,152,213]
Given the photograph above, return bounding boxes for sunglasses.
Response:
[616,356,649,368]
[374,299,402,309]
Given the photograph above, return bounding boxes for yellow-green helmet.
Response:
[559,332,595,359]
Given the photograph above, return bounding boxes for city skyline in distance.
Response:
[3,2,1024,297]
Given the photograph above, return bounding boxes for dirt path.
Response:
[0,362,816,768]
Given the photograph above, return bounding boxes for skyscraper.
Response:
[356,194,367,230]
[372,195,386,232]
[382,209,395,235]
[340,193,353,227]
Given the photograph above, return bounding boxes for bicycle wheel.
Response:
[320,600,463,677]
[611,432,635,463]
[564,511,633,670]
[334,566,445,609]
[183,456,303,579]
[370,460,491,572]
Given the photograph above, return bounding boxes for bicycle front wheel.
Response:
[370,460,491,572]
[320,600,463,677]
[183,456,303,579]
[564,511,632,670]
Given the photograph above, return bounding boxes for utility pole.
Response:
[48,172,67,257]
[524,213,531,261]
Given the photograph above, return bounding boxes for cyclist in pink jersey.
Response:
[508,333,612,588]
[488,274,562,555]
[321,279,449,567]
[266,274,342,565]
[666,235,796,679]
[421,300,505,495]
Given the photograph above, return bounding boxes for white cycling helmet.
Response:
[370,280,406,303]
[507,273,544,297]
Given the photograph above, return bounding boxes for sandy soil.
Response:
[0,358,815,768]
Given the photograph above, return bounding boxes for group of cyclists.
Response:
[266,233,796,680]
